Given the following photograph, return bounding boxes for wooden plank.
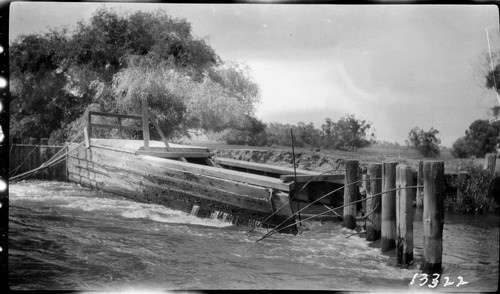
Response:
[90,123,143,132]
[89,111,142,120]
[279,173,344,184]
[137,150,213,158]
[144,155,293,191]
[148,109,170,149]
[137,146,209,152]
[214,157,322,176]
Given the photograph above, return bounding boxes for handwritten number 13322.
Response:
[409,273,469,288]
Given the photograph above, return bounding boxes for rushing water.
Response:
[8,180,499,291]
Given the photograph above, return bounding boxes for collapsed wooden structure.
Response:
[67,104,345,233]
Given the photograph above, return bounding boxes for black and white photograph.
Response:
[3,1,500,292]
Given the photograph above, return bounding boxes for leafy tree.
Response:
[10,8,258,142]
[451,119,500,158]
[406,127,441,158]
[221,115,268,146]
[321,115,375,150]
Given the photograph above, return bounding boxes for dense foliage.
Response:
[445,162,498,214]
[451,119,500,158]
[10,8,260,143]
[406,127,441,158]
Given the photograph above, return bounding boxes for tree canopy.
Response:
[10,8,260,143]
[406,127,441,158]
[451,119,500,158]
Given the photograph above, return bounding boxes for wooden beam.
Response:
[279,174,344,184]
[90,123,143,132]
[148,109,170,150]
[137,150,213,159]
[137,146,209,153]
[89,111,142,120]
[214,157,325,177]
[142,155,294,191]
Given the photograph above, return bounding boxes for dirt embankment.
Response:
[213,148,477,174]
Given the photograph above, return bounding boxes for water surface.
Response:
[9,180,499,291]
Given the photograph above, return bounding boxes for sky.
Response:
[8,2,500,147]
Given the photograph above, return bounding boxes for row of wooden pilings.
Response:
[342,160,444,275]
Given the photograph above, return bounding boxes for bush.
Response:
[444,162,498,214]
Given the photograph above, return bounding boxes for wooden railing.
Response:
[87,109,170,150]
[87,111,143,139]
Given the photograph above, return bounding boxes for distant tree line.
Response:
[221,114,376,151]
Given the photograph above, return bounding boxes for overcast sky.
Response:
[9,2,500,147]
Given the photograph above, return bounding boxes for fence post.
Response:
[39,138,49,179]
[396,164,414,265]
[381,161,397,252]
[343,160,358,230]
[422,161,444,275]
[366,163,382,241]
[485,153,496,174]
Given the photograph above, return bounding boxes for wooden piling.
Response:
[396,164,414,265]
[366,163,382,241]
[362,174,368,212]
[416,161,424,208]
[422,161,444,275]
[485,153,496,174]
[381,161,397,252]
[343,160,358,230]
[40,138,49,179]
[141,94,150,150]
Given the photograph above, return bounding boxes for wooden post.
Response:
[141,94,150,150]
[422,161,444,275]
[366,163,382,241]
[416,161,424,208]
[87,111,92,139]
[83,128,90,149]
[396,164,414,265]
[381,161,397,252]
[343,160,358,230]
[485,153,496,174]
[117,116,123,139]
[40,138,49,180]
[362,174,368,212]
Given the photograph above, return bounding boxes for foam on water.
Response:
[10,180,232,228]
